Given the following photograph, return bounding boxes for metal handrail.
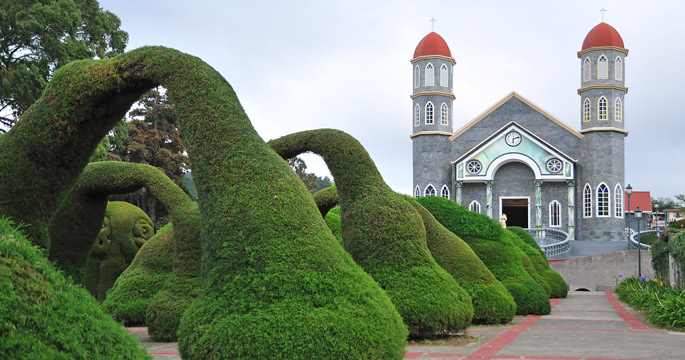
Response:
[629,229,661,250]
[524,228,571,257]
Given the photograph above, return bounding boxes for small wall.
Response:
[550,250,654,292]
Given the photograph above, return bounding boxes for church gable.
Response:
[453,122,575,182]
[450,92,582,160]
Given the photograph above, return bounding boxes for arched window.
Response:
[597,183,610,217]
[424,184,436,196]
[469,200,481,213]
[583,98,591,122]
[414,103,420,127]
[615,56,622,80]
[598,97,607,120]
[414,65,420,88]
[614,184,624,218]
[549,200,561,227]
[414,186,420,198]
[583,184,592,217]
[440,102,448,126]
[440,185,449,199]
[583,57,591,81]
[440,64,448,87]
[425,102,434,125]
[598,55,608,79]
[615,98,622,122]
[425,63,434,86]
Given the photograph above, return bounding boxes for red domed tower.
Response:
[410,32,456,199]
[577,22,629,242]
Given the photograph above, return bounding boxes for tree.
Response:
[287,157,318,193]
[652,196,680,211]
[0,0,128,131]
[112,87,188,225]
[316,175,333,191]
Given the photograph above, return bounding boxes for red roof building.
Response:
[413,32,453,59]
[581,22,625,50]
[625,191,652,213]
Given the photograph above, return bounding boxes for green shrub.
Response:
[638,232,658,246]
[669,219,685,229]
[314,185,339,217]
[324,206,343,246]
[506,226,546,259]
[269,129,474,337]
[616,277,685,331]
[85,201,154,301]
[408,198,515,324]
[0,218,150,359]
[103,224,174,325]
[417,196,551,315]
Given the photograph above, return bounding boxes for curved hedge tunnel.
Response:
[269,129,474,337]
[0,47,407,359]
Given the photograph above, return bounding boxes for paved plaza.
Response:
[130,291,685,360]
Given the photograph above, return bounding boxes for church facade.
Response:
[411,23,628,241]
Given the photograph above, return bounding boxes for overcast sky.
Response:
[99,0,684,200]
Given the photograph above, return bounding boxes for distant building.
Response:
[411,23,629,241]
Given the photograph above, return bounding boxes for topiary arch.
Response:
[269,129,474,337]
[0,47,407,359]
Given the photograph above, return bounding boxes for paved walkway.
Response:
[130,291,685,360]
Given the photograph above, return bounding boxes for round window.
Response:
[546,158,562,173]
[467,160,482,174]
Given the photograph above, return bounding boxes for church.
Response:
[411,22,628,242]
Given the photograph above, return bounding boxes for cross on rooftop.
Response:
[600,7,607,22]
[430,18,437,31]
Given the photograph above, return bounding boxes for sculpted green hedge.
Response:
[313,185,338,217]
[269,129,473,337]
[0,218,150,359]
[416,196,550,315]
[507,227,567,298]
[407,197,515,324]
[85,201,154,301]
[1,47,407,359]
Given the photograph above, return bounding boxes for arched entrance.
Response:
[501,197,529,228]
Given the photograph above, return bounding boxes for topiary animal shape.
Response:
[269,129,474,337]
[0,47,407,359]
[85,201,154,301]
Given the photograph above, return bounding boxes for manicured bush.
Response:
[84,201,154,301]
[0,47,408,359]
[507,227,568,298]
[416,196,551,315]
[407,197,515,324]
[324,206,343,246]
[616,276,685,331]
[313,185,338,217]
[669,219,685,229]
[0,218,150,359]
[269,129,474,337]
[103,224,174,325]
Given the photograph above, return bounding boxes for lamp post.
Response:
[626,184,632,239]
[654,202,659,231]
[635,206,643,278]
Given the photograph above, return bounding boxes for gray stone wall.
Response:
[412,134,453,197]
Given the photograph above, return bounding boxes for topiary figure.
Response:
[269,129,473,337]
[0,218,150,359]
[507,227,568,298]
[2,47,407,359]
[405,197,515,324]
[324,206,343,246]
[416,196,550,315]
[313,185,338,217]
[85,201,154,301]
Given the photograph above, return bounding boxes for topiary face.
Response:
[90,216,112,256]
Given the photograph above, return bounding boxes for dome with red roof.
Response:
[413,32,452,59]
[581,22,624,50]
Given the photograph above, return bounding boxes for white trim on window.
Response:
[424,184,436,196]
[414,103,420,127]
[549,200,561,227]
[596,182,610,217]
[583,98,591,122]
[614,56,622,81]
[614,184,624,218]
[440,185,449,199]
[425,101,434,125]
[425,63,434,86]
[469,200,481,213]
[440,102,448,126]
[414,65,420,88]
[414,186,421,198]
[583,57,591,81]
[598,55,608,79]
[598,96,608,120]
[583,183,592,218]
[615,98,622,122]
[440,64,448,87]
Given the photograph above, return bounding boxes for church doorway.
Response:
[501,198,529,228]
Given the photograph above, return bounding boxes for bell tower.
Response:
[577,22,629,241]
